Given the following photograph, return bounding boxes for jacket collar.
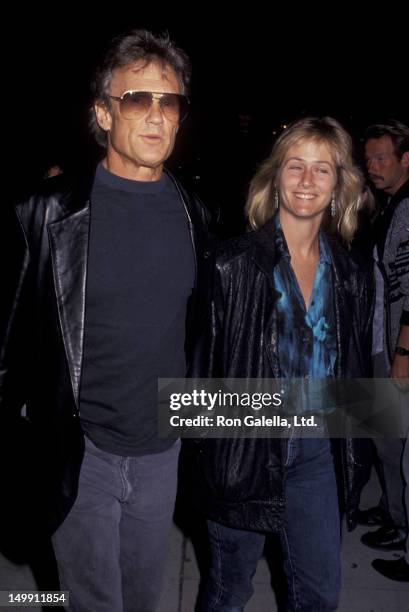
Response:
[251,216,358,377]
[58,171,95,216]
[375,178,409,259]
[47,166,201,408]
[389,177,409,206]
[57,165,200,219]
[251,215,359,293]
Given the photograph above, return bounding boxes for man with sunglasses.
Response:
[0,29,210,611]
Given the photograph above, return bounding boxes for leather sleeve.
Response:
[0,204,33,418]
[188,250,225,379]
[361,263,376,376]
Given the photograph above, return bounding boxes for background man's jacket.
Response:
[374,179,409,365]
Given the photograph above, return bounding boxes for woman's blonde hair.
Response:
[245,116,364,243]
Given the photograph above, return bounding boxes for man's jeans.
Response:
[201,438,340,611]
[373,352,408,531]
[402,431,409,563]
[52,436,180,612]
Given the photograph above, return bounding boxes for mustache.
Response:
[369,173,384,181]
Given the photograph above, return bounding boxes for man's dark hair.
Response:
[364,119,409,160]
[90,29,191,147]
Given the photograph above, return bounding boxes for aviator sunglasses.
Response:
[109,90,190,123]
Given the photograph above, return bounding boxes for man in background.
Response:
[361,120,409,581]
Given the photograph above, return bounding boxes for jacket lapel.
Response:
[48,205,90,408]
[327,237,358,377]
[252,221,358,378]
[251,219,282,377]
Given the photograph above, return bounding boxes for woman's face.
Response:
[277,139,337,222]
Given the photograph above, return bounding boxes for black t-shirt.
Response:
[79,164,195,455]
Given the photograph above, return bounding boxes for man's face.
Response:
[365,136,408,195]
[95,61,181,181]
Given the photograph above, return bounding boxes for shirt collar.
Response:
[273,213,331,265]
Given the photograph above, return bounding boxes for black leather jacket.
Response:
[0,169,210,534]
[184,217,374,533]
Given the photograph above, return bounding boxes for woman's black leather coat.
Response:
[184,217,374,533]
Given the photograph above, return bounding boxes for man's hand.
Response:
[390,354,409,391]
[391,324,409,390]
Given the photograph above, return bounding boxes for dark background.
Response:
[5,11,408,234]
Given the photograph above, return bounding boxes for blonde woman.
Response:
[188,117,374,611]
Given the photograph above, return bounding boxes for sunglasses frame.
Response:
[108,90,190,123]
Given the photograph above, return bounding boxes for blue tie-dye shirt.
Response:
[273,216,337,407]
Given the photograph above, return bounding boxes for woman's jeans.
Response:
[201,438,340,611]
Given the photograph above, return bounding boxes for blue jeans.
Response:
[201,438,340,611]
[52,436,180,612]
[402,430,409,562]
[372,352,407,530]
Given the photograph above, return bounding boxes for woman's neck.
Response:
[278,210,321,260]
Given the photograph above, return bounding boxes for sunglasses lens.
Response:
[159,94,179,121]
[159,94,189,122]
[120,92,152,119]
[118,92,189,122]
[172,95,189,123]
